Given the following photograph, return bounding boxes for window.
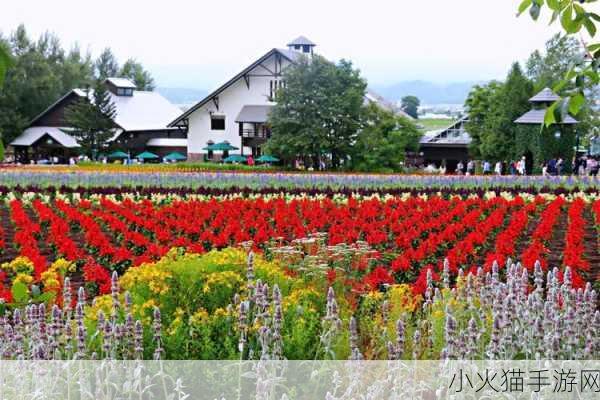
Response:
[302,44,310,53]
[116,87,134,96]
[294,45,301,50]
[211,115,225,130]
[270,80,285,100]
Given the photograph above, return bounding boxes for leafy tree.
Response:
[120,59,155,91]
[352,103,421,172]
[400,95,420,119]
[465,81,504,160]
[0,41,11,87]
[518,0,599,125]
[95,48,119,80]
[64,80,116,158]
[526,34,583,90]
[465,63,534,162]
[525,32,599,147]
[266,55,366,169]
[0,25,153,148]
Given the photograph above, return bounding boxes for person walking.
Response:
[456,161,464,175]
[494,161,502,176]
[483,160,491,175]
[556,158,563,175]
[466,160,475,176]
[517,157,526,176]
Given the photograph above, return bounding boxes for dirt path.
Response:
[0,204,18,264]
[546,209,567,270]
[583,205,600,282]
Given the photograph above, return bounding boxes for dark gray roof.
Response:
[235,105,273,123]
[514,109,578,124]
[287,36,316,47]
[529,87,560,103]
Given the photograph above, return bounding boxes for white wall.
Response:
[187,52,294,157]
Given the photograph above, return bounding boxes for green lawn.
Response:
[417,118,455,132]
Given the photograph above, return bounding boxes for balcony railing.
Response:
[240,129,271,139]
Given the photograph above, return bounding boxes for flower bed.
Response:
[0,192,598,302]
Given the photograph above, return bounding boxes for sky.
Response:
[0,0,573,90]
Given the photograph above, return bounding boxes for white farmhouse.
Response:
[168,36,404,161]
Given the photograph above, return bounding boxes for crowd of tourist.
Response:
[450,155,600,176]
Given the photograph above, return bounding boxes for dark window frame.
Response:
[211,115,226,130]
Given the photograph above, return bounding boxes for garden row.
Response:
[2,169,600,193]
[1,193,599,303]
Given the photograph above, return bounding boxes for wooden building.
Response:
[419,117,471,171]
[10,78,185,163]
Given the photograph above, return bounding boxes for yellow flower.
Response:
[14,273,33,285]
[2,257,34,275]
[203,271,243,294]
[388,284,421,314]
[189,308,209,326]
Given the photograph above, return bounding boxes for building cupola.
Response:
[287,36,316,55]
[105,77,136,96]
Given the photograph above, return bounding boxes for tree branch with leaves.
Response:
[518,0,599,125]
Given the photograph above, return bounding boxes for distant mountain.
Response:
[373,81,485,105]
[156,87,207,106]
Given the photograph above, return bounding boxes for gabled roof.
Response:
[529,87,560,103]
[168,48,299,127]
[29,90,83,126]
[30,87,181,132]
[420,117,471,147]
[514,109,578,124]
[287,36,316,47]
[10,127,80,148]
[169,45,400,126]
[106,77,137,89]
[108,90,182,131]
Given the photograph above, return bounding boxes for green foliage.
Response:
[0,139,4,162]
[266,55,367,169]
[352,103,422,172]
[465,63,534,162]
[64,80,117,158]
[95,48,119,80]
[119,59,155,91]
[0,26,152,146]
[400,95,420,119]
[518,0,600,123]
[0,41,12,87]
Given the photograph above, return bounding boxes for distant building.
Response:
[168,36,405,160]
[419,116,471,171]
[10,78,185,163]
[514,87,578,125]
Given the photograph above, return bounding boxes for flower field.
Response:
[0,176,598,361]
[2,191,600,297]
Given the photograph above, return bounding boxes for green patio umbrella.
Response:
[164,151,187,161]
[108,151,129,159]
[256,155,280,163]
[203,141,239,151]
[136,151,159,160]
[223,154,247,163]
